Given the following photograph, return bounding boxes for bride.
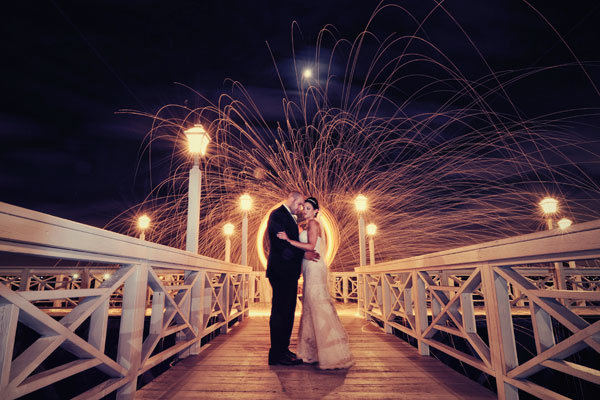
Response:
[277,197,354,369]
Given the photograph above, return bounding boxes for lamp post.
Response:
[223,223,234,263]
[138,214,150,241]
[366,223,377,266]
[184,124,210,253]
[539,197,567,293]
[240,194,252,266]
[539,197,558,230]
[354,195,367,267]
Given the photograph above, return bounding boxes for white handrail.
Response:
[0,202,251,399]
[354,219,600,400]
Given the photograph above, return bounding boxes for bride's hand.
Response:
[276,231,289,241]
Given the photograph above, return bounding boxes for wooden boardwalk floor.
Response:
[136,305,496,399]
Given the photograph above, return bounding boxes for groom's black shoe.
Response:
[268,353,303,366]
[285,349,298,359]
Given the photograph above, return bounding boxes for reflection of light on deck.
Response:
[248,301,359,317]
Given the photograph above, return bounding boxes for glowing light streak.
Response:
[107,4,600,271]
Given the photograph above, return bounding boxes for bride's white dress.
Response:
[297,229,354,369]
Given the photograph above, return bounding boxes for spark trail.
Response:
[109,1,600,271]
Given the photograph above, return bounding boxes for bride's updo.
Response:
[305,197,319,216]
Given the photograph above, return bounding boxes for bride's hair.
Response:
[305,197,319,216]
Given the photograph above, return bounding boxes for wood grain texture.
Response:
[136,305,496,399]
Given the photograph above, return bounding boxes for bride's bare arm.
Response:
[277,220,320,251]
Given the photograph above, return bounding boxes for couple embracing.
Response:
[266,191,354,369]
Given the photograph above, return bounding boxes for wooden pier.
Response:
[136,306,496,399]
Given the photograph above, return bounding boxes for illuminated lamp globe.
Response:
[240,194,252,212]
[138,214,151,230]
[539,197,558,215]
[366,223,377,236]
[354,195,367,212]
[223,223,235,236]
[557,218,572,230]
[184,124,210,156]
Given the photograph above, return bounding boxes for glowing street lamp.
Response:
[354,195,368,266]
[539,197,558,229]
[185,124,210,164]
[240,194,252,266]
[223,223,234,263]
[302,68,313,79]
[557,218,572,230]
[138,214,150,241]
[184,124,210,253]
[366,223,377,266]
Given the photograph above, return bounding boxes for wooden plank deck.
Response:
[136,305,497,399]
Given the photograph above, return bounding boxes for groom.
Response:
[266,191,319,365]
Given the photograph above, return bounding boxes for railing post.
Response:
[81,268,90,289]
[249,272,256,304]
[189,270,206,355]
[220,274,230,334]
[0,301,19,393]
[569,261,585,306]
[116,263,148,400]
[481,264,519,400]
[17,269,30,291]
[381,274,393,334]
[343,275,349,303]
[243,273,250,318]
[412,271,430,355]
[357,273,365,317]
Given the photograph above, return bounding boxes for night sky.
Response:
[2,0,599,228]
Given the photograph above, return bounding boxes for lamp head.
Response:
[366,223,377,236]
[354,194,367,212]
[539,197,558,215]
[240,193,252,211]
[184,124,210,156]
[557,218,572,230]
[223,223,234,236]
[138,214,151,230]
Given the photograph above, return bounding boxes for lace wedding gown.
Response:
[297,230,354,369]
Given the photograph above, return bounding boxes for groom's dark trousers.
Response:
[266,205,304,359]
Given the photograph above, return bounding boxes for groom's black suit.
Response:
[266,205,304,359]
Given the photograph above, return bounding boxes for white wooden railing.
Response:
[0,202,251,399]
[355,219,600,400]
[329,272,359,303]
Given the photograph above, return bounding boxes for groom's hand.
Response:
[304,251,320,261]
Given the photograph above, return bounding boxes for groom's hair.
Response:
[288,191,303,200]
